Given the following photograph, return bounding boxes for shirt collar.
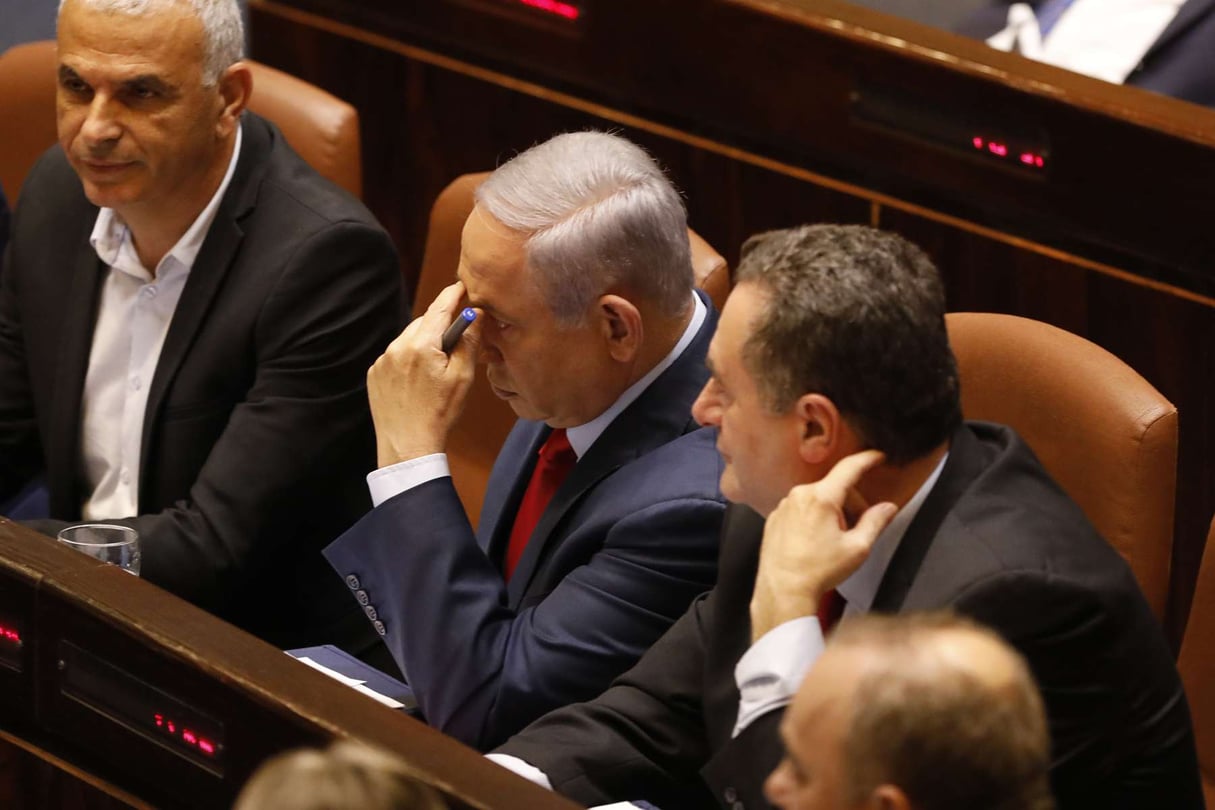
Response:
[88,123,243,280]
[837,450,949,614]
[566,291,707,459]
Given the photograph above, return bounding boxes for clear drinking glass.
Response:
[57,524,141,576]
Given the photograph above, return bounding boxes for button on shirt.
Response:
[79,126,242,521]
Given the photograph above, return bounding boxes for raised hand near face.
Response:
[750,449,898,642]
[367,281,483,468]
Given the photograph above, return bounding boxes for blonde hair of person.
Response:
[233,740,447,810]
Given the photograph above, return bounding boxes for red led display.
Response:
[0,623,19,645]
[514,0,581,19]
[154,713,220,759]
[971,136,1046,171]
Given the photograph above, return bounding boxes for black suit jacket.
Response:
[497,422,1203,810]
[0,113,401,650]
[325,296,725,750]
[956,0,1215,107]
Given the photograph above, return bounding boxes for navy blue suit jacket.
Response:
[498,423,1202,810]
[956,0,1215,107]
[324,295,725,750]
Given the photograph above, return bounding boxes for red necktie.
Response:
[817,589,846,634]
[504,429,576,581]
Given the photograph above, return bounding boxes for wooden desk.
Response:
[0,518,579,809]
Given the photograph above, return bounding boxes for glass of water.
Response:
[57,524,141,576]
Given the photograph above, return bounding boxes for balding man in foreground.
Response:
[767,612,1055,810]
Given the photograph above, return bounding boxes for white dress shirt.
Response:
[987,0,1185,84]
[80,127,242,520]
[366,292,707,505]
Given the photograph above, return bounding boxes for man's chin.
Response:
[80,181,139,211]
[505,397,543,422]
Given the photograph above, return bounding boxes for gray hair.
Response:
[233,740,447,810]
[475,131,693,325]
[59,0,244,85]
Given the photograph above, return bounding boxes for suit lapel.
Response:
[505,297,717,604]
[481,421,548,561]
[1143,0,1214,61]
[138,114,268,487]
[46,235,106,518]
[871,425,986,613]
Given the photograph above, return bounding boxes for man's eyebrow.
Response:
[454,282,501,321]
[467,297,506,321]
[58,64,83,82]
[122,74,173,93]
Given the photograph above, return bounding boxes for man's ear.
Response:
[866,784,913,810]
[216,61,252,137]
[794,393,843,464]
[598,294,643,363]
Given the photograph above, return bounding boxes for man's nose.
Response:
[79,96,123,148]
[691,381,719,426]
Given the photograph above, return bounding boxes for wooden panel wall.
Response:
[247,0,1214,646]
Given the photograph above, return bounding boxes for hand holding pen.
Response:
[367,282,482,467]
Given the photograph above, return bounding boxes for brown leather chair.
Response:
[0,40,362,202]
[1179,515,1215,809]
[417,171,730,527]
[946,312,1178,619]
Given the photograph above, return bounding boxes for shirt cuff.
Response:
[484,755,645,808]
[732,616,825,737]
[366,453,450,507]
[485,754,554,790]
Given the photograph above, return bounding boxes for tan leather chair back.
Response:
[946,312,1177,619]
[0,40,361,202]
[1179,516,1215,809]
[0,41,58,203]
[417,171,730,527]
[243,61,362,198]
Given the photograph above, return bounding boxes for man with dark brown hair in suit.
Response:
[491,224,1202,810]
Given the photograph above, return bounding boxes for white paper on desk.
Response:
[292,655,407,709]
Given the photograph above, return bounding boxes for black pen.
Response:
[441,307,477,354]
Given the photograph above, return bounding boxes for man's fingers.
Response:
[817,449,886,503]
[419,281,469,340]
[426,280,467,315]
[379,281,469,358]
[848,501,898,547]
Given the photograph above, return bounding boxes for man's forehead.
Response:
[58,1,205,66]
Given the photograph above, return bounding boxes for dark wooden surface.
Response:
[0,519,580,810]
[246,0,1213,647]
